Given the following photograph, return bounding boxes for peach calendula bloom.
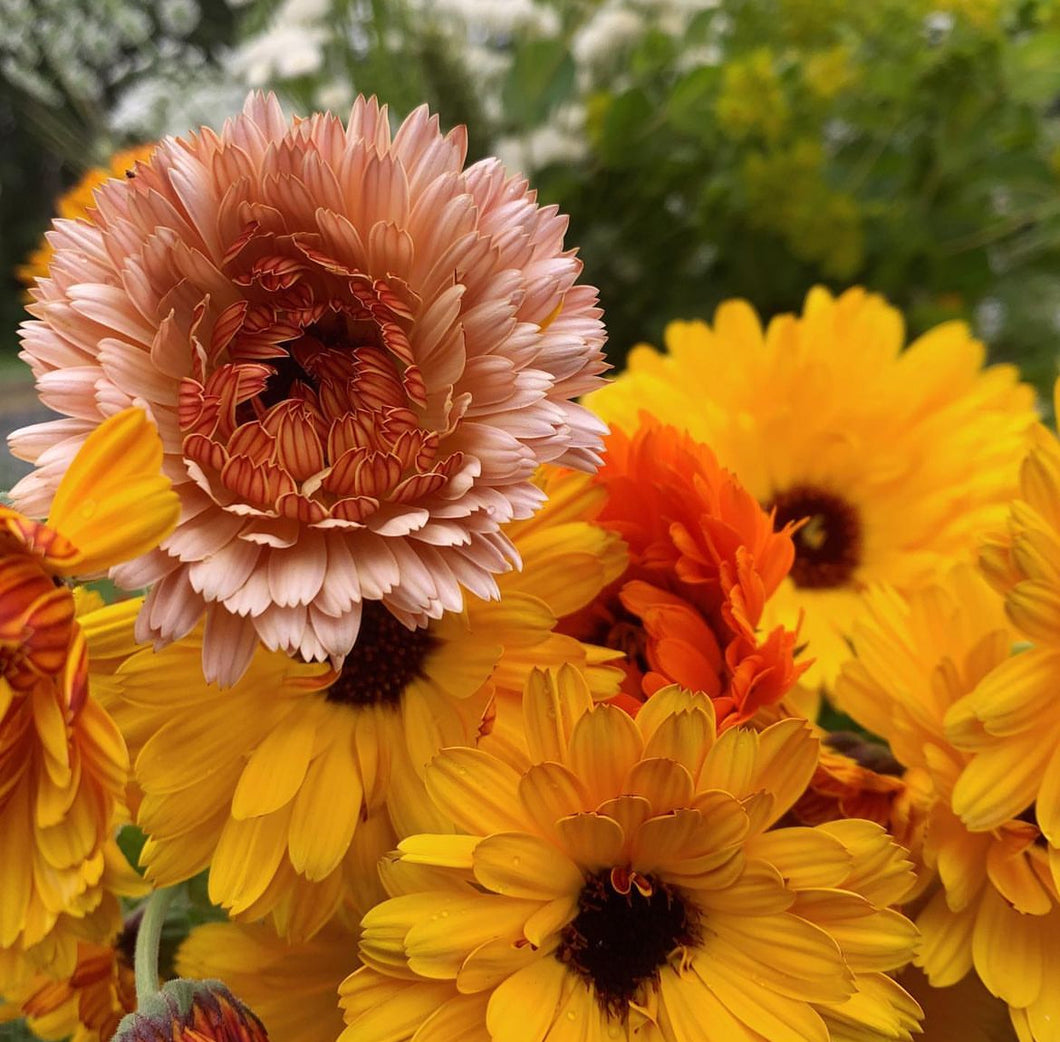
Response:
[341,667,922,1042]
[16,144,157,292]
[112,979,269,1042]
[107,474,622,940]
[835,566,1060,1038]
[10,92,609,686]
[588,286,1036,689]
[559,421,808,727]
[0,407,176,975]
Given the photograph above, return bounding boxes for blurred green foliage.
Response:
[6,0,1060,396]
[521,0,1060,391]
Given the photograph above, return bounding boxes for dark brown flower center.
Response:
[324,601,436,709]
[770,485,862,589]
[558,868,700,1019]
[825,731,903,776]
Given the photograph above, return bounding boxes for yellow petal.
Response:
[426,748,531,836]
[485,956,567,1042]
[231,712,318,819]
[473,832,583,900]
[48,407,179,576]
[288,732,363,881]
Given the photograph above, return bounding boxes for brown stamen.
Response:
[770,484,862,589]
[557,869,700,1020]
[325,601,435,708]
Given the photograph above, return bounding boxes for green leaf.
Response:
[597,89,656,167]
[501,39,575,127]
[117,823,148,875]
[667,66,721,140]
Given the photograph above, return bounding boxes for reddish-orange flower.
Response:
[561,421,808,726]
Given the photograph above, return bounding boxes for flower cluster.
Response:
[2,93,1057,1042]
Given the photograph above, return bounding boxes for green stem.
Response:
[134,886,176,1008]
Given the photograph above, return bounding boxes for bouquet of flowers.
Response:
[0,91,1054,1042]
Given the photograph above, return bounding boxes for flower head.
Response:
[588,287,1037,687]
[341,666,921,1042]
[1,927,138,1042]
[107,476,621,939]
[11,93,609,685]
[560,421,807,726]
[0,408,176,974]
[835,565,1059,1036]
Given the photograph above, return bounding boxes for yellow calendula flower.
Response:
[588,286,1037,689]
[17,145,156,292]
[0,407,177,980]
[176,914,358,1042]
[835,565,1059,1039]
[107,470,624,941]
[341,666,922,1042]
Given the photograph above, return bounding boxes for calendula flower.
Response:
[588,287,1036,687]
[0,925,137,1042]
[788,737,932,889]
[112,980,269,1042]
[835,565,1059,1037]
[559,421,808,726]
[108,479,621,939]
[341,666,921,1042]
[176,914,358,1042]
[17,144,157,292]
[10,92,609,686]
[0,407,177,976]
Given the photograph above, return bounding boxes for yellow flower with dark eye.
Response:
[106,467,624,941]
[589,286,1036,691]
[341,667,922,1042]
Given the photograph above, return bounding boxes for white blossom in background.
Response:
[0,0,208,136]
[108,64,248,138]
[229,0,331,85]
[571,4,644,78]
[406,0,560,39]
[493,102,588,176]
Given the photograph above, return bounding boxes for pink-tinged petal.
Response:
[10,91,607,670]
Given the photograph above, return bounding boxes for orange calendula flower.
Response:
[561,421,808,727]
[1,928,137,1042]
[112,980,269,1042]
[341,667,921,1042]
[0,407,177,976]
[835,565,1060,1038]
[11,92,609,687]
[588,287,1036,689]
[17,144,157,292]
